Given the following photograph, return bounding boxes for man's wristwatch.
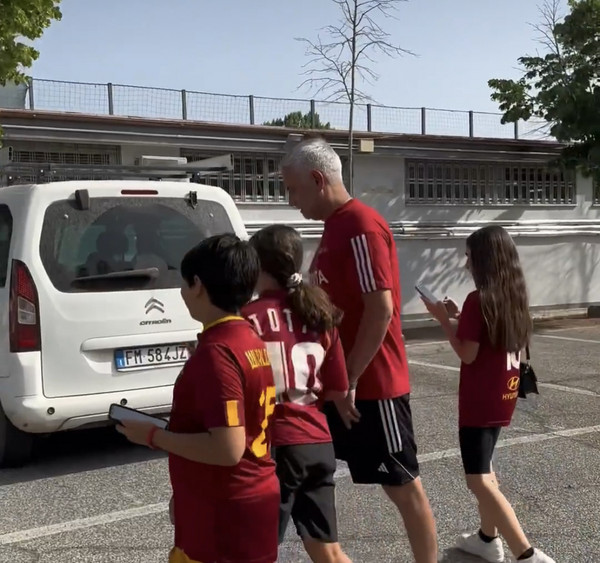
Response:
[348,380,358,391]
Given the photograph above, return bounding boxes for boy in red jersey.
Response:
[242,225,352,563]
[117,234,279,563]
[281,137,438,563]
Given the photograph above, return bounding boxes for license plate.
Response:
[115,343,190,371]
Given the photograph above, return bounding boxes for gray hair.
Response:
[281,138,343,183]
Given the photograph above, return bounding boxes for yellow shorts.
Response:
[168,547,202,563]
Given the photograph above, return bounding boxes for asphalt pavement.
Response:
[1,318,599,562]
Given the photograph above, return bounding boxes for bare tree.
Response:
[529,0,565,55]
[297,0,415,194]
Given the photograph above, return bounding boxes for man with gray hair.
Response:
[281,137,438,563]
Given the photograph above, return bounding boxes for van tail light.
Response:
[9,260,41,353]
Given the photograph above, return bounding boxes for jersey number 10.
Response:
[264,341,326,403]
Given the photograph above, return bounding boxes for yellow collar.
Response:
[202,315,244,332]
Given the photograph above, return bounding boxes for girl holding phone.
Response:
[422,225,554,563]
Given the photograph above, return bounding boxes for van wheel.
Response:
[0,407,34,468]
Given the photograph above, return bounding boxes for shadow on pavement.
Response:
[0,425,165,487]
[439,547,484,562]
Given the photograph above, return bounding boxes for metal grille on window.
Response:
[180,150,287,203]
[2,141,121,184]
[405,160,576,205]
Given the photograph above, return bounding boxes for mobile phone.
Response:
[108,403,168,429]
[415,283,441,304]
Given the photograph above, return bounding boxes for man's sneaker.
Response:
[456,531,505,562]
[518,549,555,563]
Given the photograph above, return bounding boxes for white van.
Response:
[0,177,247,466]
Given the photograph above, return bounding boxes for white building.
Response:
[1,80,598,325]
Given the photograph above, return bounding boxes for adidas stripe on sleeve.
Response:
[349,232,393,294]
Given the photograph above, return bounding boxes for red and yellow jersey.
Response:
[457,291,520,428]
[168,316,279,563]
[243,290,348,446]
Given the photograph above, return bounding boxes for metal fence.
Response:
[13,78,551,141]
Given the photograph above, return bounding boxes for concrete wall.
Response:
[355,155,600,318]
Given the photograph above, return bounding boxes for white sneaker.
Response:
[456,531,505,562]
[517,549,555,563]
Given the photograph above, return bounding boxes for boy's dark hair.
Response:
[180,233,259,314]
[249,225,342,333]
[467,225,532,352]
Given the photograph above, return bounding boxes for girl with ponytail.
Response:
[242,224,352,563]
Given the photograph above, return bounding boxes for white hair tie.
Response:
[287,272,303,289]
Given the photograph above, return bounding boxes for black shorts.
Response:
[272,442,338,544]
[323,394,419,486]
[459,426,502,474]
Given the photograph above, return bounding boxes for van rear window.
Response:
[39,196,234,293]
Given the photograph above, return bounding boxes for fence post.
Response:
[181,90,188,120]
[514,121,519,140]
[27,78,35,110]
[469,110,474,137]
[107,83,114,115]
[421,107,426,135]
[249,95,255,125]
[310,99,316,128]
[367,104,372,132]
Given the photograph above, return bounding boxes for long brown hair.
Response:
[249,225,342,333]
[466,225,532,352]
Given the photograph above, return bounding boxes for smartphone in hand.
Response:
[108,403,168,429]
[415,283,441,304]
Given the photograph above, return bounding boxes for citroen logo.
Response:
[145,298,164,314]
[507,376,520,391]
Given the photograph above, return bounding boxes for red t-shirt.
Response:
[242,290,348,447]
[456,291,521,428]
[168,317,279,563]
[309,198,409,400]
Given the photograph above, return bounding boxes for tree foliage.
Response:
[297,0,414,193]
[263,110,331,129]
[0,0,62,85]
[488,0,600,175]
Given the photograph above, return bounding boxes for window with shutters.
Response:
[3,141,121,184]
[181,150,287,203]
[405,160,576,205]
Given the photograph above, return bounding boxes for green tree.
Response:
[0,0,62,85]
[488,0,600,177]
[263,110,332,129]
[297,0,414,194]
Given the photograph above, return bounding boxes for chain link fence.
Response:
[16,78,551,141]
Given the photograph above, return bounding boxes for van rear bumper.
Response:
[1,386,174,433]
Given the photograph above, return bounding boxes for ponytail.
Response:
[288,281,343,334]
[249,224,342,333]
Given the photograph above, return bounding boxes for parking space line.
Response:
[333,424,600,478]
[420,424,600,462]
[538,383,599,397]
[2,423,600,546]
[409,360,459,373]
[0,502,167,546]
[409,360,600,397]
[406,340,448,348]
[535,334,600,344]
[540,325,596,334]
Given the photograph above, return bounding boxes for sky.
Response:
[26,0,567,133]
